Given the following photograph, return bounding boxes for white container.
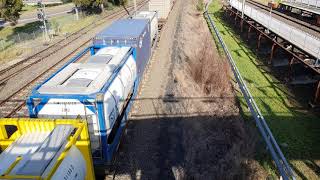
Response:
[149,0,172,19]
[133,11,159,44]
[32,47,137,155]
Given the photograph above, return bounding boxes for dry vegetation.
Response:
[190,35,231,96]
[165,0,268,178]
[111,0,268,179]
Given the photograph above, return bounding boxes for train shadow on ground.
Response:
[108,113,261,179]
[98,107,320,179]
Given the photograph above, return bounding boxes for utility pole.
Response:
[37,1,48,40]
[75,6,79,21]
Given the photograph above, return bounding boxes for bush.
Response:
[104,1,114,10]
[196,0,204,12]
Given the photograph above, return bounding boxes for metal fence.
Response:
[0,13,90,62]
[0,29,45,51]
[230,0,320,60]
[204,5,296,180]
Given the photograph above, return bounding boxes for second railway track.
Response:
[0,0,147,86]
[246,0,320,35]
[0,0,149,118]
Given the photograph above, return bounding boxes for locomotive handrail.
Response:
[204,3,295,180]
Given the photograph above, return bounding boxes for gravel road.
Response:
[106,0,267,179]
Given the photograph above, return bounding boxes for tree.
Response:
[72,0,104,12]
[0,0,23,24]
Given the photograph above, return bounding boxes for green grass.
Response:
[0,13,100,63]
[21,5,38,12]
[207,1,320,179]
[49,14,99,34]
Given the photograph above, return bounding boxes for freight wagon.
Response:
[132,11,159,45]
[26,19,150,164]
[0,11,156,180]
[149,0,174,19]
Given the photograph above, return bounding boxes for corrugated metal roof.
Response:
[95,19,149,39]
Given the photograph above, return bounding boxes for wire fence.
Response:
[0,12,95,61]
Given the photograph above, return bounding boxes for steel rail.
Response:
[0,0,147,84]
[204,5,295,180]
[247,0,320,34]
[0,0,149,118]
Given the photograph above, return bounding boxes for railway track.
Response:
[0,0,145,86]
[246,0,320,35]
[0,0,149,118]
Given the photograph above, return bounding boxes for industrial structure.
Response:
[227,0,320,106]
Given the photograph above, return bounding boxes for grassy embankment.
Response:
[207,1,320,179]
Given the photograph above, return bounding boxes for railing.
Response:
[204,3,295,180]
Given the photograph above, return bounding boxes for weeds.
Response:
[196,0,204,12]
[190,34,230,96]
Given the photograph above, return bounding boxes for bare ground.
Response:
[107,0,267,179]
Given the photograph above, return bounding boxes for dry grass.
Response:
[190,34,231,96]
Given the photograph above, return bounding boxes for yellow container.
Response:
[0,118,95,180]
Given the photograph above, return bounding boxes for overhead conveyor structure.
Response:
[227,0,320,105]
[230,0,320,60]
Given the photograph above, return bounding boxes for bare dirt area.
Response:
[106,0,267,179]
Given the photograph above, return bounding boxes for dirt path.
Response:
[108,0,267,179]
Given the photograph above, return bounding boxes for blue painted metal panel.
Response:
[93,19,151,77]
[95,19,149,39]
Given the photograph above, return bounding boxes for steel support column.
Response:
[314,81,320,105]
[288,56,295,81]
[270,43,277,64]
[247,25,253,39]
[257,33,264,52]
[241,19,244,32]
[234,13,238,24]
